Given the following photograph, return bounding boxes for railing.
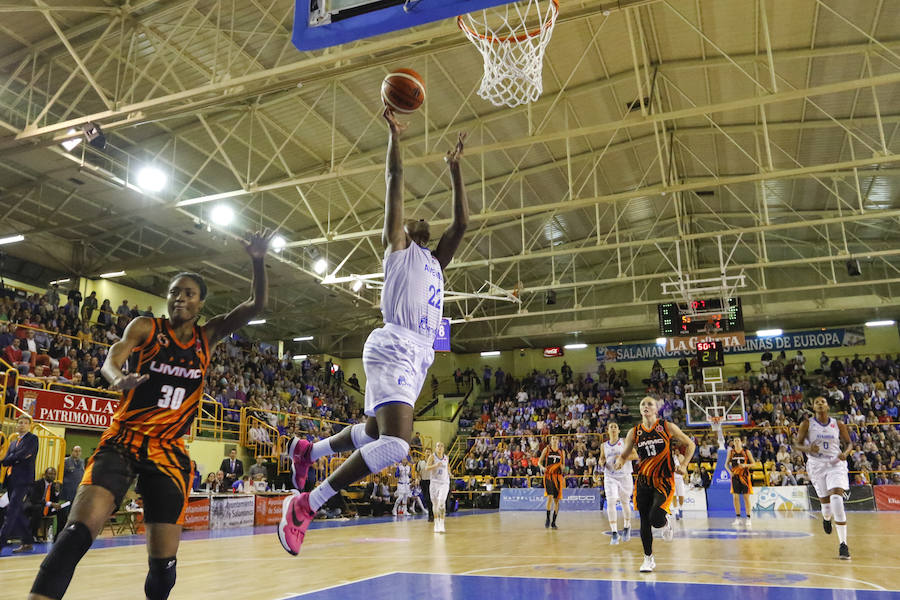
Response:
[1,403,66,484]
[241,409,281,460]
[0,320,112,350]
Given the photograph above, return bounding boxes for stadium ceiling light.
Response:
[564,343,587,350]
[210,204,234,226]
[99,271,126,278]
[49,278,71,285]
[0,234,25,245]
[481,350,501,357]
[655,337,667,346]
[292,354,308,360]
[351,279,363,292]
[293,336,314,341]
[135,165,167,192]
[61,128,81,152]
[271,235,287,252]
[865,320,896,327]
[314,258,328,274]
[756,328,782,337]
[247,319,266,325]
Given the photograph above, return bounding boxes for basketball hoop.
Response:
[458,0,559,107]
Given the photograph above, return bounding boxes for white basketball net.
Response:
[458,0,559,108]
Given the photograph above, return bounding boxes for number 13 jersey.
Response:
[632,419,674,491]
[114,318,211,439]
[381,244,444,343]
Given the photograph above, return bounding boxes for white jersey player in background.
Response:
[672,449,686,520]
[794,396,853,560]
[393,459,412,516]
[427,441,451,533]
[600,422,637,545]
[278,109,469,556]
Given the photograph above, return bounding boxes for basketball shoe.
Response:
[662,513,675,541]
[639,555,655,572]
[278,491,315,556]
[288,438,314,490]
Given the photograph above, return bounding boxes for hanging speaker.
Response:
[545,290,556,305]
[846,260,861,277]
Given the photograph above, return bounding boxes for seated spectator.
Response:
[362,475,392,517]
[25,467,62,543]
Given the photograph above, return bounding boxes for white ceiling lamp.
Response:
[756,328,782,338]
[314,258,328,274]
[564,343,587,350]
[655,337,667,346]
[293,354,308,360]
[0,234,25,245]
[210,204,234,226]
[61,128,81,152]
[481,350,500,357]
[271,235,286,252]
[351,279,363,292]
[99,271,126,278]
[865,320,896,327]
[49,278,71,285]
[247,319,266,325]
[293,336,313,342]
[135,165,167,192]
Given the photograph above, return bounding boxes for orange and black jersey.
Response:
[729,449,752,477]
[545,448,563,474]
[632,419,674,491]
[113,318,211,439]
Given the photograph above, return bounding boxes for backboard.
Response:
[685,390,746,428]
[293,0,517,51]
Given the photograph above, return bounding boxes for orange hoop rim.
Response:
[457,0,559,44]
[710,416,724,425]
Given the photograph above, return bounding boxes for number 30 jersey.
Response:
[381,244,444,343]
[113,318,211,440]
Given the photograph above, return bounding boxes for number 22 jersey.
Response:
[112,318,211,439]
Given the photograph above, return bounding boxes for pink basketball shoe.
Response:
[278,491,315,556]
[289,437,314,490]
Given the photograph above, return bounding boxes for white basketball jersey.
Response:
[397,464,411,485]
[603,439,633,477]
[431,455,450,485]
[805,417,841,461]
[381,244,444,341]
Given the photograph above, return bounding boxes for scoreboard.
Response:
[696,340,725,367]
[658,297,743,337]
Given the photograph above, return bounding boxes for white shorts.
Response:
[396,483,410,497]
[604,474,633,506]
[363,324,435,417]
[430,482,449,507]
[674,475,685,498]
[808,459,849,497]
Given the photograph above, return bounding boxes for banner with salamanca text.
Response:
[596,327,865,363]
[18,387,120,430]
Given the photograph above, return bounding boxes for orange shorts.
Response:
[81,422,192,525]
[544,469,564,500]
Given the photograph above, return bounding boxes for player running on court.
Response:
[726,437,757,528]
[794,396,853,560]
[616,396,695,573]
[426,442,451,533]
[600,422,636,544]
[672,447,686,520]
[278,108,468,555]
[538,435,565,529]
[27,232,271,600]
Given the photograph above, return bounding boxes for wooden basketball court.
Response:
[2,510,898,599]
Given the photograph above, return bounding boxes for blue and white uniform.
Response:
[673,454,685,497]
[804,417,849,496]
[363,244,442,416]
[603,439,634,506]
[429,454,450,507]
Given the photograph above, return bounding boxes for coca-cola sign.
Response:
[18,387,120,429]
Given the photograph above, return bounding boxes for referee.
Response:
[417,448,433,522]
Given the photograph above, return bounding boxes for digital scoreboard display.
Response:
[658,297,743,337]
[696,340,725,367]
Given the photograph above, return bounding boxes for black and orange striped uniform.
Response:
[543,447,564,500]
[81,318,211,525]
[729,448,753,495]
[632,418,675,513]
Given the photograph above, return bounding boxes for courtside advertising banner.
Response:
[874,485,900,511]
[500,487,603,511]
[209,495,255,528]
[184,496,210,529]
[18,387,120,429]
[255,494,291,525]
[750,486,810,511]
[807,485,876,511]
[682,487,708,512]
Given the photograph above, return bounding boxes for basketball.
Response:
[381,68,426,113]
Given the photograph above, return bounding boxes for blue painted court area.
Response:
[287,572,898,600]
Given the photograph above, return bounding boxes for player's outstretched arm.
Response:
[102,317,154,390]
[837,422,853,461]
[615,429,635,469]
[382,108,407,253]
[433,132,469,270]
[667,423,696,476]
[204,230,271,343]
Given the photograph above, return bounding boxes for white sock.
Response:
[623,503,632,528]
[607,506,618,531]
[310,439,334,462]
[836,524,847,544]
[309,480,336,511]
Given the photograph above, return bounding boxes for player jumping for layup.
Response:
[278,109,468,555]
[600,422,636,544]
[617,397,695,573]
[794,396,853,560]
[28,232,271,600]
